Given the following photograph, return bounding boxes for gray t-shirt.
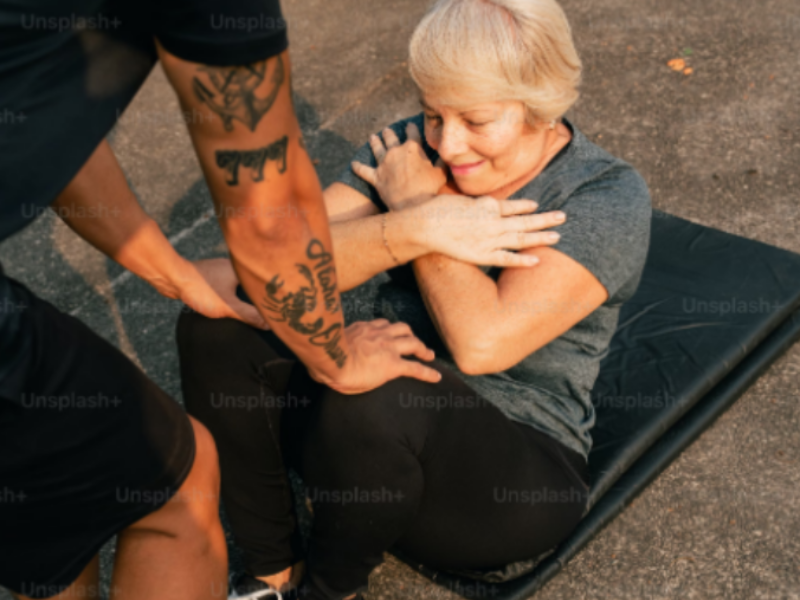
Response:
[336,112,652,460]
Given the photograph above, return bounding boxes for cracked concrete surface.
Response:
[1,0,799,598]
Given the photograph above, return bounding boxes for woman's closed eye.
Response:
[424,113,490,128]
[424,113,442,126]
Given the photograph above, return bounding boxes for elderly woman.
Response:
[177,0,651,599]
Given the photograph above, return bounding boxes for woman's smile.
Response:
[447,159,485,176]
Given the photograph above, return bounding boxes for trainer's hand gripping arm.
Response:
[51,139,266,329]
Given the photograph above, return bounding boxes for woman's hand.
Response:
[402,194,567,268]
[177,258,269,330]
[351,122,447,212]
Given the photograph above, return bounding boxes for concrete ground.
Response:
[2,0,800,598]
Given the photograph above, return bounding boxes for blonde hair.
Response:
[409,0,582,128]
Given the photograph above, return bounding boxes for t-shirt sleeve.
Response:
[334,112,435,213]
[549,164,652,305]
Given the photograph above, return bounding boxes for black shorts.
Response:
[0,273,195,597]
[0,0,288,595]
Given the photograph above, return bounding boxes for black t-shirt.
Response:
[0,0,289,242]
[0,0,288,399]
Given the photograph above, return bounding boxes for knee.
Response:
[186,415,221,505]
[127,416,222,542]
[173,416,221,534]
[313,378,415,444]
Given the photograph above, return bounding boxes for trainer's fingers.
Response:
[385,321,414,337]
[382,127,401,149]
[399,359,443,383]
[366,318,392,328]
[231,302,270,330]
[391,334,436,361]
[351,161,377,186]
[498,198,539,217]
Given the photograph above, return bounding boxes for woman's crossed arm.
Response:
[321,179,606,375]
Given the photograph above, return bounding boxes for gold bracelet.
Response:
[382,212,400,264]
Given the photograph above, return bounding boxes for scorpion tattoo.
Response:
[261,239,346,367]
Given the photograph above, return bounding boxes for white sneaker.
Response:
[228,573,284,600]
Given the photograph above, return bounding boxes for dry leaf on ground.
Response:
[668,58,686,71]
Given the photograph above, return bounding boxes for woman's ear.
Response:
[523,105,546,132]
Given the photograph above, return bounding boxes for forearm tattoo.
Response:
[307,239,338,313]
[261,238,346,367]
[193,56,285,132]
[216,136,288,186]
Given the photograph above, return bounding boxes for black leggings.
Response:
[176,312,590,600]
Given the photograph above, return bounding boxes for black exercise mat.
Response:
[389,210,800,597]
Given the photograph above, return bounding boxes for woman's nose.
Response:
[436,122,469,161]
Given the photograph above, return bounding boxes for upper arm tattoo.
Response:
[192,56,285,132]
[216,136,288,185]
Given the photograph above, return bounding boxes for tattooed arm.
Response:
[156,44,441,392]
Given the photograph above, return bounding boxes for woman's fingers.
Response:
[503,210,567,234]
[369,134,388,162]
[382,127,401,149]
[499,230,562,251]
[489,250,542,268]
[406,122,422,144]
[495,199,567,233]
[496,198,539,216]
[351,161,378,186]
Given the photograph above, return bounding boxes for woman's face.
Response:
[420,91,548,198]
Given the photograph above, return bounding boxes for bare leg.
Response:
[110,416,228,599]
[12,555,100,600]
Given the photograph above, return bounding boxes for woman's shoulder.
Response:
[520,118,651,218]
[515,119,652,305]
[565,119,649,194]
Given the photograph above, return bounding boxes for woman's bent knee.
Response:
[314,377,426,443]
